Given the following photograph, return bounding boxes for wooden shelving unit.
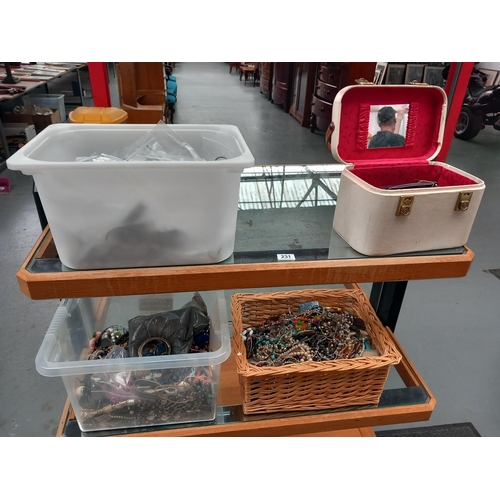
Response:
[17,226,474,437]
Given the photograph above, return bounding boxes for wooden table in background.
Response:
[239,65,258,87]
[0,63,87,104]
[0,63,87,168]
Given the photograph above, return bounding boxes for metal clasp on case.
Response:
[396,196,414,216]
[455,191,473,211]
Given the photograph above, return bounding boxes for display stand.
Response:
[17,226,473,301]
[18,212,473,437]
[10,64,477,436]
[55,322,434,437]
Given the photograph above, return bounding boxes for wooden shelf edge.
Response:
[115,403,435,437]
[20,226,52,269]
[16,228,475,300]
[56,398,72,437]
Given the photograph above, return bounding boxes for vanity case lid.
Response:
[330,83,448,168]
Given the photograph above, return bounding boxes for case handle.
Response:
[325,122,335,151]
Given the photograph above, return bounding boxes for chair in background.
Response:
[164,63,177,124]
[229,62,242,74]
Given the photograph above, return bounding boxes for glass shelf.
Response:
[18,212,473,301]
[64,386,431,437]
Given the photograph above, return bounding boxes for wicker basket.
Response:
[231,287,402,414]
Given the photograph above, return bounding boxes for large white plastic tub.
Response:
[36,291,230,433]
[7,123,254,269]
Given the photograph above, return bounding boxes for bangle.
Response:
[137,337,172,357]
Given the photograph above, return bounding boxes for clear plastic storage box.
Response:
[6,123,255,270]
[36,291,230,433]
[23,94,66,122]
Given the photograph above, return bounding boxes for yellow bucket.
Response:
[69,106,128,124]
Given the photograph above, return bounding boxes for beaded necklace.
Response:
[241,304,374,367]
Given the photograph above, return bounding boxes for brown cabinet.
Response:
[315,80,337,101]
[116,62,166,124]
[317,64,346,86]
[271,63,294,112]
[310,63,349,133]
[310,62,377,133]
[311,95,333,121]
[259,62,272,98]
[289,63,317,127]
[344,62,378,86]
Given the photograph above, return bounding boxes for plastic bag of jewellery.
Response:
[148,120,204,161]
[76,152,124,162]
[87,325,130,360]
[127,292,210,357]
[99,371,135,404]
[76,372,133,409]
[105,346,129,359]
[112,121,204,162]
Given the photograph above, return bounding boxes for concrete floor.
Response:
[0,62,499,436]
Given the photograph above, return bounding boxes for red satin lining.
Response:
[337,86,445,164]
[356,103,371,150]
[351,163,477,188]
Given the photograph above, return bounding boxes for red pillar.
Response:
[435,62,475,162]
[87,62,111,107]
